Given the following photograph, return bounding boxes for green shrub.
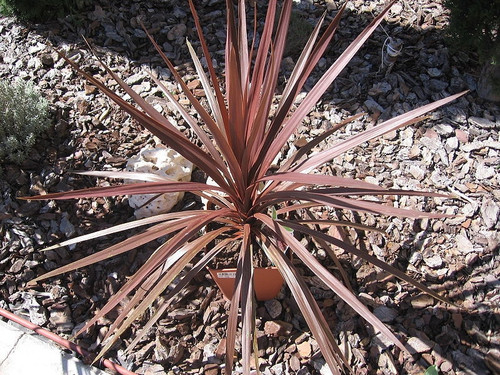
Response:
[0,79,50,164]
[445,0,499,64]
[0,0,92,21]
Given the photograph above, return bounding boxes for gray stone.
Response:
[469,116,497,129]
[434,123,454,137]
[445,136,459,151]
[455,234,474,253]
[480,198,499,229]
[364,98,385,113]
[167,24,187,40]
[428,79,448,92]
[475,163,495,180]
[264,299,282,319]
[59,213,75,238]
[373,305,398,323]
[407,335,433,354]
[423,254,443,269]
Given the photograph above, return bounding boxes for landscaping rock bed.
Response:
[0,0,498,374]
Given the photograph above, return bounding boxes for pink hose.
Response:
[0,307,137,375]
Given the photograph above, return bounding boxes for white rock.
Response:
[126,147,193,218]
[475,163,495,180]
[407,336,433,354]
[445,137,459,151]
[481,198,499,229]
[409,164,425,181]
[455,233,474,253]
[424,254,443,269]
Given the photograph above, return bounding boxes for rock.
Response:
[364,98,385,113]
[423,254,443,269]
[40,53,54,67]
[434,123,454,137]
[475,163,495,180]
[368,82,392,96]
[469,116,497,129]
[264,299,282,319]
[296,341,311,358]
[167,24,187,40]
[427,67,442,77]
[264,320,293,337]
[373,305,398,323]
[410,294,434,309]
[25,295,48,326]
[289,355,301,371]
[428,79,448,92]
[455,233,474,253]
[59,213,75,238]
[126,146,194,218]
[143,364,167,375]
[409,164,425,181]
[407,335,433,354]
[49,306,74,332]
[203,363,219,375]
[480,198,499,229]
[455,129,469,143]
[445,136,459,151]
[270,363,285,375]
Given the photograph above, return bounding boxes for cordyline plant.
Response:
[23,0,464,373]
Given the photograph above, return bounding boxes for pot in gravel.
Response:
[209,267,283,301]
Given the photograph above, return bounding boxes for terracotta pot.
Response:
[208,267,284,301]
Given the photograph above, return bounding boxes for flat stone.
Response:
[434,123,454,137]
[264,299,282,319]
[264,320,293,337]
[480,198,499,229]
[410,294,434,309]
[469,116,497,129]
[455,233,474,253]
[407,335,433,354]
[423,254,443,269]
[373,305,398,323]
[475,163,495,180]
[296,341,311,358]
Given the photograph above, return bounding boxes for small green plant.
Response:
[424,365,439,375]
[24,0,464,373]
[445,0,499,100]
[445,0,499,64]
[0,0,92,21]
[0,79,49,164]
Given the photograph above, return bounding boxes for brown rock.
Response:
[410,294,434,309]
[296,341,311,358]
[264,320,293,337]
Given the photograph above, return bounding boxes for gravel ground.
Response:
[0,0,499,374]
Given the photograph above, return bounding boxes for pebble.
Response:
[475,163,495,180]
[265,299,283,319]
[296,341,312,358]
[167,24,187,40]
[410,294,434,309]
[480,198,499,229]
[264,320,293,337]
[59,213,75,238]
[469,116,497,129]
[407,335,433,354]
[434,123,454,137]
[455,233,474,253]
[373,305,398,323]
[423,254,443,269]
